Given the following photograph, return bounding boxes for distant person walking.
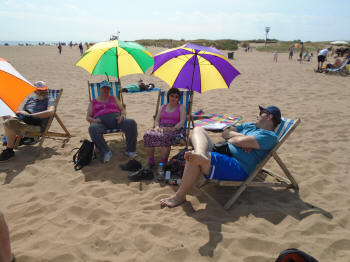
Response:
[317,47,331,71]
[58,42,62,54]
[289,46,294,60]
[299,42,304,64]
[79,42,84,56]
[273,50,278,62]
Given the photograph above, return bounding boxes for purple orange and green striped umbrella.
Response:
[151,43,240,93]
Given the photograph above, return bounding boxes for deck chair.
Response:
[22,88,71,152]
[153,90,194,147]
[88,80,125,138]
[199,117,301,210]
[325,58,349,75]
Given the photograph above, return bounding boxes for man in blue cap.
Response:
[161,105,282,208]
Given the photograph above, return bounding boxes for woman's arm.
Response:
[86,102,100,123]
[114,97,126,124]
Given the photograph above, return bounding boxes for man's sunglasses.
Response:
[259,110,270,116]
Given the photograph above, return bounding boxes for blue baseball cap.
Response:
[100,80,112,89]
[259,105,282,124]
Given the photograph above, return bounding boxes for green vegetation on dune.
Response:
[134,39,349,53]
[135,39,239,51]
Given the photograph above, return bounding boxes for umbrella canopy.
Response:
[330,40,348,45]
[0,58,35,117]
[151,43,240,93]
[76,40,154,79]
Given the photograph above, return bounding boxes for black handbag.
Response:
[212,141,232,156]
[16,113,42,126]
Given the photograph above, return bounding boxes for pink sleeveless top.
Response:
[92,96,121,118]
[160,104,181,126]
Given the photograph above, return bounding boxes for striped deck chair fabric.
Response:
[199,117,301,210]
[88,81,124,134]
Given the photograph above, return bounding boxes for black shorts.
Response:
[318,55,326,63]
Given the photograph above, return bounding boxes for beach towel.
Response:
[122,83,160,93]
[191,110,242,131]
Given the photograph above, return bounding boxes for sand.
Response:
[0,44,350,262]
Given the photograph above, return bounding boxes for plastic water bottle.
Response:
[171,178,182,186]
[157,163,165,181]
[2,136,7,146]
[165,170,171,181]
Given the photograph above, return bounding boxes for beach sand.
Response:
[0,45,350,261]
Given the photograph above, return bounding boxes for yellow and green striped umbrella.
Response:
[76,40,154,79]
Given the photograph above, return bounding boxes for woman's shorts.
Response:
[204,152,247,181]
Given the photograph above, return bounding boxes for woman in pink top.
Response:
[143,88,186,171]
[86,81,140,171]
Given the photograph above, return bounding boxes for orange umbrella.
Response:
[0,58,36,116]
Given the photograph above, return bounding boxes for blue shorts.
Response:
[204,152,247,181]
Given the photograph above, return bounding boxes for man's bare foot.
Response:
[160,195,186,208]
[184,151,209,166]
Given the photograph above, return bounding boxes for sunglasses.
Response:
[259,110,270,116]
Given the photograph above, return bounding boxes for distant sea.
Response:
[0,40,58,46]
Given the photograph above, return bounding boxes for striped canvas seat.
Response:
[88,81,124,134]
[199,117,301,210]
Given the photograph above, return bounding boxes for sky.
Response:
[1,0,349,43]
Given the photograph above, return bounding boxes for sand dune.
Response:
[1,45,350,261]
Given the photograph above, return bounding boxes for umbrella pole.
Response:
[186,91,193,148]
[115,49,125,108]
[186,53,197,148]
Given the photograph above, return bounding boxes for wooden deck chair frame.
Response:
[153,90,194,148]
[88,80,125,140]
[21,88,71,153]
[199,117,301,210]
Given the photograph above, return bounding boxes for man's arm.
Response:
[31,106,55,118]
[228,135,260,150]
[222,126,240,140]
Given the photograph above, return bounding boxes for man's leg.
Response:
[160,127,213,208]
[3,124,16,149]
[0,212,12,262]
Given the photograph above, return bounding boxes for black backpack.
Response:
[72,139,96,171]
[166,148,188,178]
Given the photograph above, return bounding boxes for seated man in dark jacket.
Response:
[0,81,55,161]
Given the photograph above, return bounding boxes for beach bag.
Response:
[275,248,318,262]
[212,141,232,156]
[72,139,96,171]
[166,148,188,178]
[16,113,42,126]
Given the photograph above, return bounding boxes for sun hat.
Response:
[259,105,281,124]
[100,80,112,88]
[34,81,48,90]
